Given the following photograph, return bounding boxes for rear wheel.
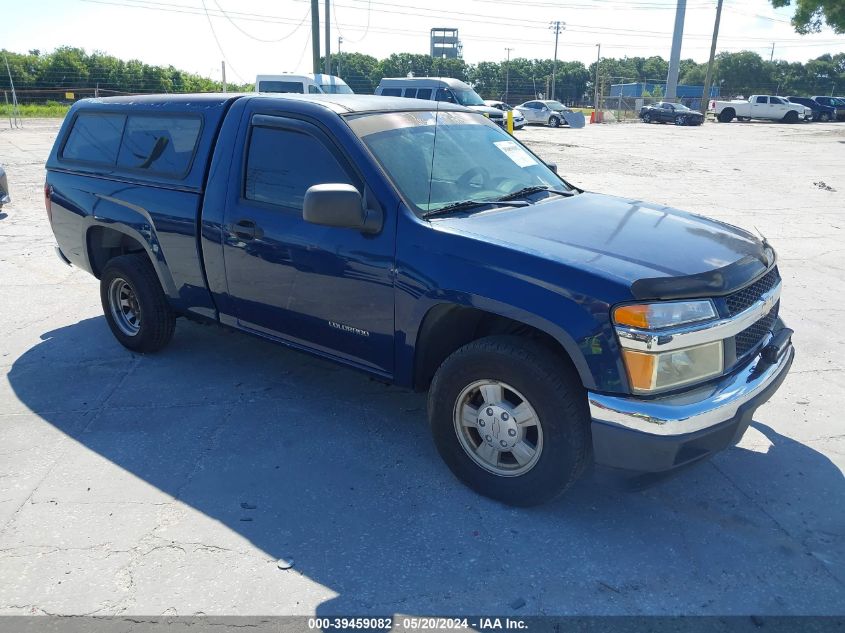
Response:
[428,336,590,506]
[819,112,831,122]
[717,109,735,123]
[100,253,175,353]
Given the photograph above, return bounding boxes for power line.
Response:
[333,0,372,44]
[212,0,311,43]
[199,0,245,82]
[80,0,843,43]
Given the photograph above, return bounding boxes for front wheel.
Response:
[428,336,590,506]
[100,253,175,353]
[642,113,652,123]
[674,115,687,126]
[783,110,799,123]
[548,116,561,128]
[819,112,831,122]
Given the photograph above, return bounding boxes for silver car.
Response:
[0,165,9,211]
[514,100,572,127]
[483,100,526,129]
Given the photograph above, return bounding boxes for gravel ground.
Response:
[0,116,843,617]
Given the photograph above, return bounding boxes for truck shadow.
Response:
[7,316,845,615]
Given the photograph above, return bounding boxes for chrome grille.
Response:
[735,301,779,358]
[725,267,780,316]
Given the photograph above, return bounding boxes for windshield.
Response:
[453,89,485,106]
[347,110,567,214]
[321,84,353,94]
[673,103,691,111]
[545,101,566,111]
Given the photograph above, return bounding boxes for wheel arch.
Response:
[86,224,177,298]
[412,302,594,392]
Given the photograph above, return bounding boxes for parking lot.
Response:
[0,117,843,616]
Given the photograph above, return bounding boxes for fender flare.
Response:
[84,196,178,298]
[409,292,600,391]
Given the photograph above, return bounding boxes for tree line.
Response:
[331,50,845,102]
[2,46,843,105]
[0,47,252,98]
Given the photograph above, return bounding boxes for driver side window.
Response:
[244,125,353,209]
[435,88,455,103]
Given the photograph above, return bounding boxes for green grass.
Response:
[0,102,71,118]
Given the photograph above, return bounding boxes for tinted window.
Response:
[62,112,126,165]
[245,126,352,209]
[435,88,455,103]
[382,88,402,97]
[417,88,432,100]
[258,81,304,93]
[755,96,768,104]
[770,97,783,105]
[117,115,201,176]
[308,85,322,94]
[404,88,418,98]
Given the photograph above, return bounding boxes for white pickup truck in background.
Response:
[709,95,812,123]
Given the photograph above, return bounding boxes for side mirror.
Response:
[303,184,383,234]
[546,162,558,174]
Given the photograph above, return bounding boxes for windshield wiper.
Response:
[497,185,576,202]
[422,199,528,219]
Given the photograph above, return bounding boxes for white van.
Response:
[255,74,354,95]
[375,77,507,127]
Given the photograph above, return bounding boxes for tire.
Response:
[548,116,560,128]
[642,113,651,123]
[427,335,590,507]
[717,109,735,123]
[100,253,175,353]
[674,115,686,126]
[819,112,830,122]
[783,110,799,123]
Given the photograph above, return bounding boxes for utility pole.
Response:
[770,42,775,62]
[594,43,601,112]
[700,0,723,121]
[324,0,332,75]
[311,0,320,74]
[504,47,514,103]
[337,36,343,77]
[665,0,687,101]
[549,21,564,102]
[221,61,227,93]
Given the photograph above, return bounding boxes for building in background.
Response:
[430,28,462,59]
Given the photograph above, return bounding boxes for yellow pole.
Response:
[507,109,514,134]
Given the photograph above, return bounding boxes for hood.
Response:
[433,193,773,299]
[467,105,505,119]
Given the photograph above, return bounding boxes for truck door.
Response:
[751,95,769,118]
[220,114,395,377]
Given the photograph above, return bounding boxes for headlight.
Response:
[613,300,716,330]
[621,341,723,393]
[614,300,722,393]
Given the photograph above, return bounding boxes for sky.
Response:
[3,0,845,84]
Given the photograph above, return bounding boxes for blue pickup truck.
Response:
[45,94,794,505]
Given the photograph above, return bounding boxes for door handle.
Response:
[233,219,262,240]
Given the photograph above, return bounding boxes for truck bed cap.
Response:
[80,92,469,115]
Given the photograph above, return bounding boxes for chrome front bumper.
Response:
[588,332,794,438]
